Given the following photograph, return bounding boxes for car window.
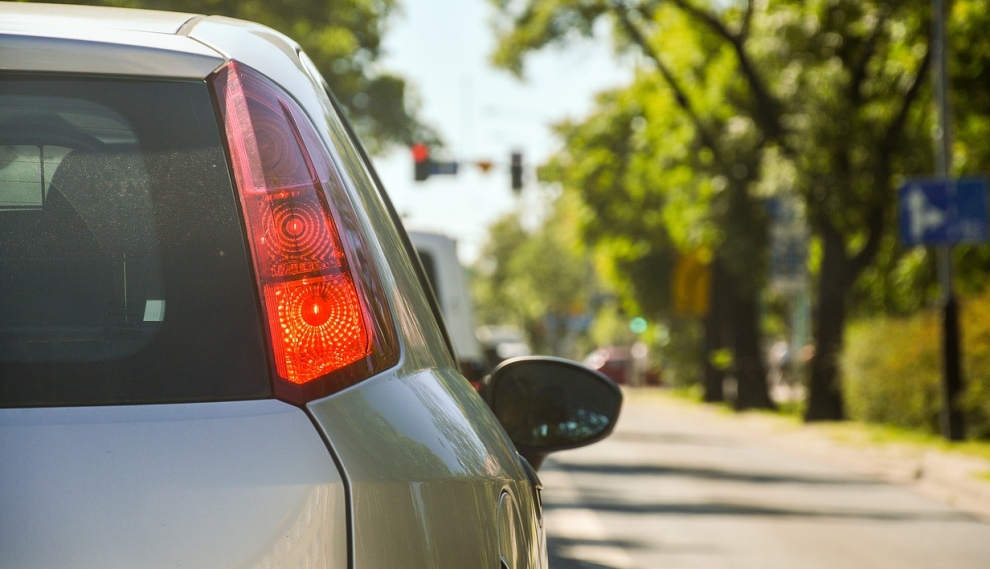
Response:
[0,76,271,407]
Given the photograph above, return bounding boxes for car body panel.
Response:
[309,367,538,568]
[0,400,347,569]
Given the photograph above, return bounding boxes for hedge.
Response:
[842,288,990,439]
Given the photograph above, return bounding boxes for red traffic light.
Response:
[413,143,431,182]
[412,142,430,163]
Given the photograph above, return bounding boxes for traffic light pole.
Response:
[934,0,966,441]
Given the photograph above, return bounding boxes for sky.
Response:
[371,0,633,264]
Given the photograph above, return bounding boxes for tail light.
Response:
[211,61,398,405]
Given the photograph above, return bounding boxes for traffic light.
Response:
[412,143,460,182]
[510,151,523,192]
[413,143,431,182]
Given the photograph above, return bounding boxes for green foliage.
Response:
[842,315,942,434]
[31,0,435,152]
[960,289,990,439]
[845,0,990,317]
[660,319,705,387]
[540,73,716,321]
[587,305,635,349]
[471,192,598,356]
[842,288,990,440]
[472,214,529,328]
[709,348,734,372]
[764,0,931,235]
[851,238,940,316]
[490,0,983,418]
[488,0,610,78]
[947,1,990,305]
[952,0,990,176]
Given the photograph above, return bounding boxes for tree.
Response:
[493,0,780,409]
[31,0,435,152]
[755,1,931,420]
[948,0,990,294]
[473,192,597,357]
[490,0,934,419]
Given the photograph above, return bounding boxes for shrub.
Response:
[842,288,990,440]
[961,290,990,439]
[842,314,942,434]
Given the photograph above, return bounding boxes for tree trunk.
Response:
[805,225,848,421]
[718,181,773,411]
[732,285,775,410]
[702,260,728,402]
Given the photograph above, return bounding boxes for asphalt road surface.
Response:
[542,391,990,569]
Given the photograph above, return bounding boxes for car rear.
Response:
[0,8,353,569]
[0,5,539,569]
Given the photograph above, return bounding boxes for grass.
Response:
[628,385,990,465]
[666,384,704,402]
[813,419,990,463]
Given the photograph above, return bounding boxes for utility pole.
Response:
[933,0,966,441]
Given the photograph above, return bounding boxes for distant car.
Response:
[478,324,533,368]
[0,4,622,569]
[583,346,662,386]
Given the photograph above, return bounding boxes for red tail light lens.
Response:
[211,61,397,404]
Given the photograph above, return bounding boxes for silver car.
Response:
[0,3,622,569]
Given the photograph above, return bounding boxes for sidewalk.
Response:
[625,388,990,522]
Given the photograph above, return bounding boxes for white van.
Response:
[407,230,486,384]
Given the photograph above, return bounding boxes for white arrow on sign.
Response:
[906,185,947,241]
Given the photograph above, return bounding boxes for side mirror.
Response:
[484,356,623,470]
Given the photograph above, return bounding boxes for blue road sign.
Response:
[898,177,989,246]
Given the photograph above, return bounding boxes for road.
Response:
[541,391,990,569]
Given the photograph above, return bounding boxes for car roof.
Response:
[0,2,268,80]
[0,2,196,35]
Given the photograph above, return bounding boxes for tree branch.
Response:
[848,9,889,105]
[740,0,755,41]
[664,0,785,143]
[848,200,886,280]
[850,42,931,276]
[611,5,729,168]
[880,43,931,153]
[664,0,737,42]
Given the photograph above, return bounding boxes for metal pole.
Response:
[934,0,966,441]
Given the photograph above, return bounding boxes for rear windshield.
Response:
[0,76,271,407]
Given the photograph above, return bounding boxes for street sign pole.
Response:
[934,0,966,441]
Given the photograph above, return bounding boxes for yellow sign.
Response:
[672,250,711,317]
